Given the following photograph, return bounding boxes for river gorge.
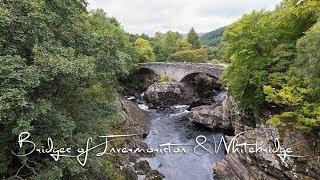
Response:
[113,63,320,180]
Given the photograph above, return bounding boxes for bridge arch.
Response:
[138,68,160,77]
[139,62,223,82]
[180,72,221,98]
[180,72,219,84]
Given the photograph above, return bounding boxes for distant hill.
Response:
[200,26,226,47]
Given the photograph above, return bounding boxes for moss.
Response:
[104,96,149,180]
[103,160,125,180]
[159,75,172,82]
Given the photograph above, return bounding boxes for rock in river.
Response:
[188,95,236,132]
[133,160,151,175]
[144,82,198,108]
[145,170,165,180]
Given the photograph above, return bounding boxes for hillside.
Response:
[200,26,226,47]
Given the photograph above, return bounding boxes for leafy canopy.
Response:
[0,0,137,178]
[134,38,155,63]
[187,27,201,49]
[222,0,320,132]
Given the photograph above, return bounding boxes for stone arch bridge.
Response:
[139,62,224,82]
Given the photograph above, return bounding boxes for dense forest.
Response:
[0,0,138,178]
[222,0,320,132]
[130,27,220,63]
[0,0,320,179]
[200,26,226,47]
[199,26,226,61]
[199,27,226,47]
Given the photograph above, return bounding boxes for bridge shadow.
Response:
[180,72,221,99]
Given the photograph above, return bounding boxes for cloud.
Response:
[87,0,282,35]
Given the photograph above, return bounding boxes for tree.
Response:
[178,39,192,51]
[163,31,181,55]
[222,11,272,110]
[154,32,164,41]
[296,21,320,78]
[152,41,167,62]
[221,0,320,133]
[222,0,320,112]
[169,47,209,63]
[134,38,155,62]
[0,1,137,178]
[170,50,193,62]
[199,26,226,47]
[192,47,209,63]
[187,27,201,49]
[265,20,320,132]
[140,33,152,41]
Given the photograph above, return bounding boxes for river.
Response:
[133,94,226,180]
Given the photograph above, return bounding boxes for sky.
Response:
[87,0,282,36]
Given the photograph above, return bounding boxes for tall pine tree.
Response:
[187,27,201,49]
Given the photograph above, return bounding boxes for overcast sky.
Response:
[87,0,282,35]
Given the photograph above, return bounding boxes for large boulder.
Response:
[188,95,236,132]
[111,97,151,179]
[282,129,320,179]
[116,96,150,137]
[144,82,198,108]
[134,160,151,175]
[145,170,165,180]
[213,125,288,180]
[192,73,220,98]
[213,153,256,180]
[188,105,232,130]
[213,125,320,180]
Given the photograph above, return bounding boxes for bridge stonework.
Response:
[139,62,224,82]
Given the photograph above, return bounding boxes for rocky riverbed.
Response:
[113,72,320,180]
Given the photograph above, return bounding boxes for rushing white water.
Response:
[137,103,149,111]
[136,104,225,180]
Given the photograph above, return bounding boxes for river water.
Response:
[135,99,226,180]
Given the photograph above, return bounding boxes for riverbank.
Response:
[111,64,320,180]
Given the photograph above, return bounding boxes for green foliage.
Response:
[152,41,168,62]
[129,29,213,63]
[269,102,320,132]
[222,0,320,132]
[263,84,309,106]
[199,27,226,60]
[170,47,209,63]
[159,75,172,82]
[207,46,222,61]
[191,47,209,63]
[145,30,211,62]
[129,31,194,62]
[187,27,201,49]
[222,11,273,110]
[266,20,320,132]
[222,0,320,111]
[200,26,226,47]
[0,0,136,178]
[170,50,193,62]
[178,39,192,50]
[104,160,125,180]
[296,21,320,78]
[163,31,181,55]
[134,38,155,62]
